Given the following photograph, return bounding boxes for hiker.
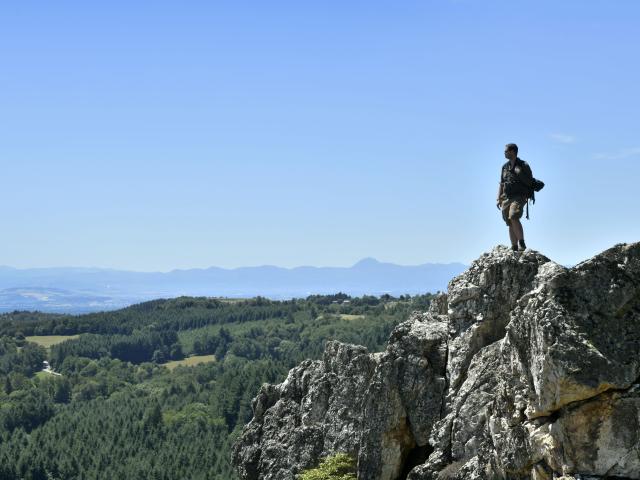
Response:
[496,143,534,252]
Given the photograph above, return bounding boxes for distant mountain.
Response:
[0,259,467,313]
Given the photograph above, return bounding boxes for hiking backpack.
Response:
[525,177,544,219]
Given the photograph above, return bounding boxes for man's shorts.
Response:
[500,195,526,226]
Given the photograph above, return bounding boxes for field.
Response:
[26,335,79,348]
[162,354,216,370]
[34,370,62,378]
[216,297,249,303]
[339,314,365,321]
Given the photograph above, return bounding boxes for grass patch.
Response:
[339,314,365,321]
[26,335,79,348]
[162,354,216,370]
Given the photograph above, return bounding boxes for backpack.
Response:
[528,178,545,202]
[524,177,544,219]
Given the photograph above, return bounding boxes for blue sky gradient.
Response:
[1,1,639,270]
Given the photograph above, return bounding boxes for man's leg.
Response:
[508,223,517,247]
[511,218,524,242]
[502,200,517,248]
[511,217,527,250]
[507,198,526,247]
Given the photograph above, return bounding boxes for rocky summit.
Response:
[232,243,640,480]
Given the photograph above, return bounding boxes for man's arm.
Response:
[496,167,503,208]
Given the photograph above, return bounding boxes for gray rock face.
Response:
[357,312,448,480]
[233,243,640,480]
[232,341,378,480]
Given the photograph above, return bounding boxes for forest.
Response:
[0,293,434,479]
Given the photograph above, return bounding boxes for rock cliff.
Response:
[232,243,640,479]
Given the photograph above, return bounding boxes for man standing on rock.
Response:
[497,143,533,251]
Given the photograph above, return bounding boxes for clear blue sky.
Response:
[1,1,638,271]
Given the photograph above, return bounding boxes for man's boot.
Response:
[518,239,527,251]
[511,244,518,252]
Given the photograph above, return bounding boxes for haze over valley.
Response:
[0,259,466,313]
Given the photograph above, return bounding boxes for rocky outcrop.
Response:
[232,341,378,480]
[232,242,640,479]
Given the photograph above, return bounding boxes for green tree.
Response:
[54,378,72,404]
[143,402,163,432]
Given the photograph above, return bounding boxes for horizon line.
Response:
[0,257,467,274]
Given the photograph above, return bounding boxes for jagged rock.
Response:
[527,388,640,477]
[357,313,448,480]
[232,340,378,480]
[507,244,640,418]
[446,247,551,392]
[233,242,640,480]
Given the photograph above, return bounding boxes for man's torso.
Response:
[501,158,532,198]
